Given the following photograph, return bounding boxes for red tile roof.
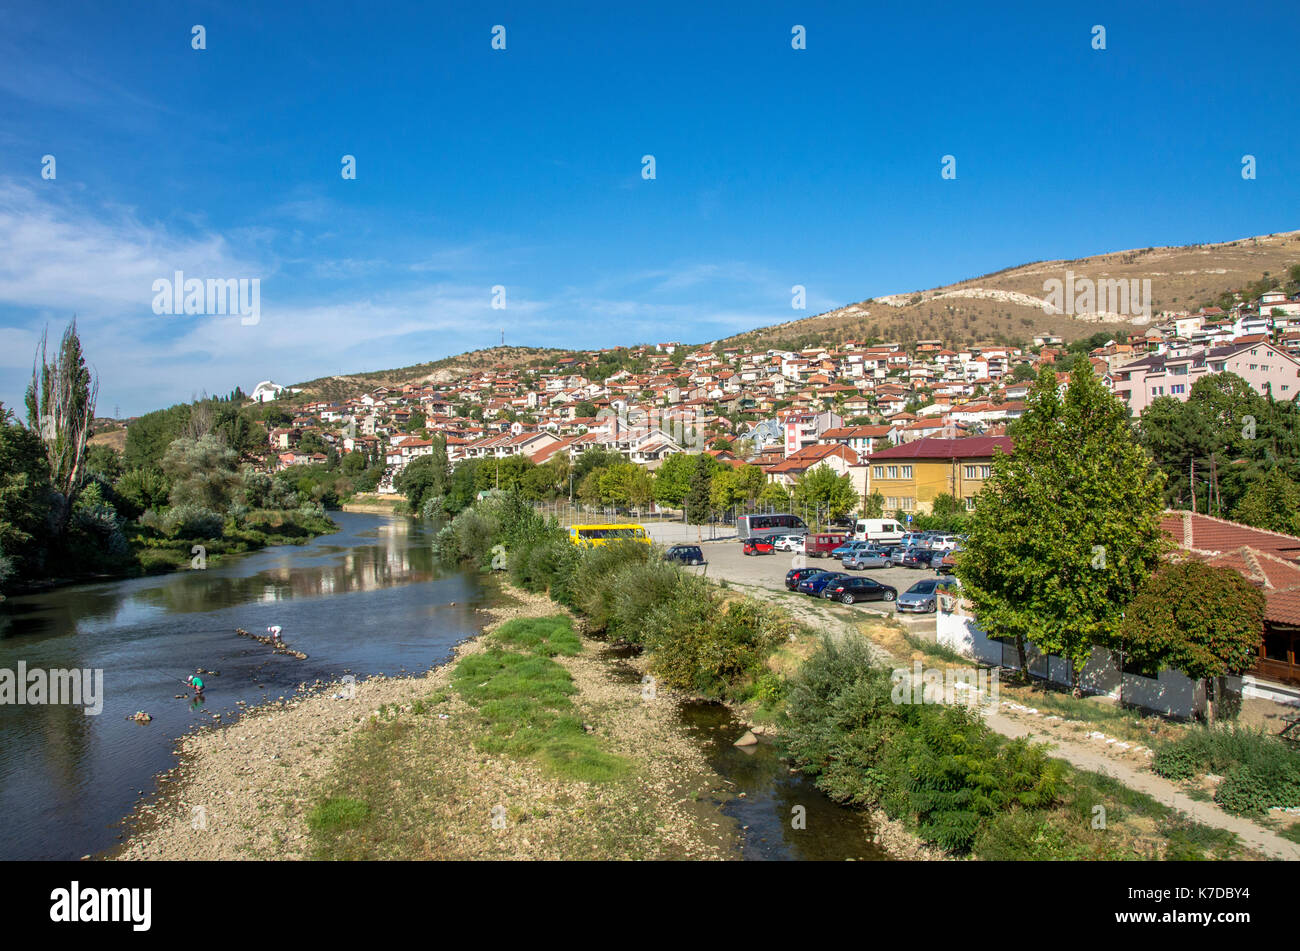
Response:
[1159,511,1300,562]
[867,436,1014,460]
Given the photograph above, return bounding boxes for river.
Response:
[1,511,890,862]
[0,512,487,860]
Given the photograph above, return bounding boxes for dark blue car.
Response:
[797,571,850,596]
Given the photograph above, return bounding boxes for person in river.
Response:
[268,625,282,644]
[187,674,205,695]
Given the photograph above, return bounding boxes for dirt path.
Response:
[985,711,1300,860]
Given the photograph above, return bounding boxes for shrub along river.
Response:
[0,512,886,861]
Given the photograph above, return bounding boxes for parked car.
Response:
[913,548,943,569]
[821,576,898,604]
[900,532,926,549]
[897,578,959,613]
[843,547,891,570]
[772,533,806,552]
[797,571,850,596]
[785,567,822,590]
[924,534,959,552]
[804,533,848,558]
[895,547,932,568]
[831,539,871,559]
[664,544,706,566]
[742,537,775,555]
[936,548,961,575]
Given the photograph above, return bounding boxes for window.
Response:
[887,465,899,479]
[964,496,976,511]
[886,497,898,509]
[964,465,975,479]
[901,465,913,478]
[1171,384,1185,395]
[873,465,883,479]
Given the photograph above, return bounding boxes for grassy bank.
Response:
[131,508,338,574]
[340,493,410,515]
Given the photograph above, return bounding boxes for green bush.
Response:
[782,636,1063,853]
[1214,761,1300,816]
[1153,725,1300,793]
[642,579,790,700]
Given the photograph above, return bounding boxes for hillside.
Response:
[720,230,1300,352]
[292,346,569,401]
[279,229,1300,402]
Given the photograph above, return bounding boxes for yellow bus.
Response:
[568,524,652,547]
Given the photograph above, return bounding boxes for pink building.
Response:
[1111,340,1300,415]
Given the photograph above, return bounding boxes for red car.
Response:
[742,538,775,555]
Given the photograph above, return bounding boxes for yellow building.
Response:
[865,436,1014,514]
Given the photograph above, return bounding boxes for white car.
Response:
[772,534,806,552]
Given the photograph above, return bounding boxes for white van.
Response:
[852,518,905,544]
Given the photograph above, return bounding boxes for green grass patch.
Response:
[307,796,371,834]
[1153,725,1300,816]
[452,616,628,783]
[901,631,972,666]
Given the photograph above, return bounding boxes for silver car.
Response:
[843,547,890,570]
[897,578,959,613]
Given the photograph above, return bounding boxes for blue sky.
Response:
[0,1,1296,416]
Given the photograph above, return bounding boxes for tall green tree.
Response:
[0,403,52,584]
[957,365,1168,689]
[1231,468,1300,535]
[792,464,860,521]
[684,455,716,525]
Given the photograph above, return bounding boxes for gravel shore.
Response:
[110,584,739,861]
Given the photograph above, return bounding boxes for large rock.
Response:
[733,730,758,747]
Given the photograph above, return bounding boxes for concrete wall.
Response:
[935,606,1206,718]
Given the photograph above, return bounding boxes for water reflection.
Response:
[0,512,486,860]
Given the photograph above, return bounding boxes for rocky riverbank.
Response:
[110,583,738,860]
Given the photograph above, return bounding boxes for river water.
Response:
[1,511,888,861]
[0,512,487,860]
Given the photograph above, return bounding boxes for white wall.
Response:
[935,606,1205,718]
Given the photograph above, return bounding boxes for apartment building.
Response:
[865,436,1014,513]
[1111,340,1300,415]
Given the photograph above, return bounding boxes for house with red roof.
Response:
[1161,511,1300,700]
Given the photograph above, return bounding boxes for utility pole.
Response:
[1189,457,1195,513]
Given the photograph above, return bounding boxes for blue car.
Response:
[797,571,850,596]
[831,540,870,559]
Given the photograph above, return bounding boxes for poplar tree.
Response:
[25,320,98,535]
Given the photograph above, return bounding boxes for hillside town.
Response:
[251,296,1300,512]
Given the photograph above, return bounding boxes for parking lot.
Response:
[685,536,952,623]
